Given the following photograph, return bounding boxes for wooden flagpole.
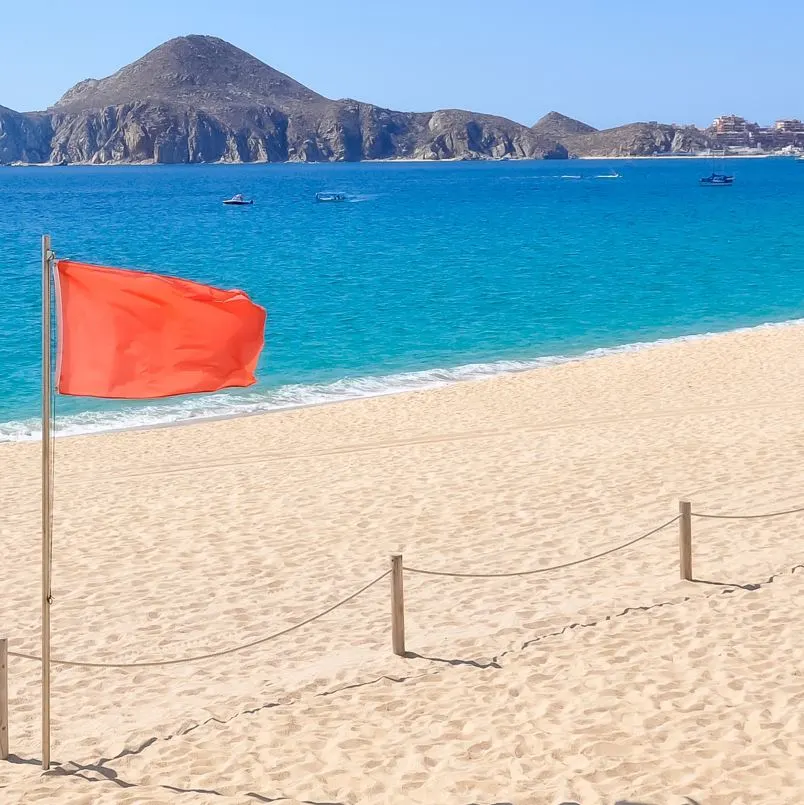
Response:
[41,234,53,770]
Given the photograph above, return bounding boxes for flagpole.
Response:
[41,234,53,770]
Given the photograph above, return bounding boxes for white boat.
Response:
[595,171,621,179]
[316,192,347,202]
[223,194,254,206]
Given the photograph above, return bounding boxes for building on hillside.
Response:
[708,114,804,150]
[759,119,804,149]
[774,119,804,132]
[711,115,759,135]
[712,115,749,133]
[710,115,761,147]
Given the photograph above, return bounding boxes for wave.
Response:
[347,193,379,203]
[1,317,802,442]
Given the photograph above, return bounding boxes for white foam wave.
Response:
[2,317,802,442]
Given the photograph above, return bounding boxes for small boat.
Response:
[700,150,733,186]
[315,192,347,202]
[700,173,734,186]
[223,194,253,205]
[595,171,621,179]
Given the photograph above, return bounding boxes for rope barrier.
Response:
[692,504,804,521]
[403,515,681,578]
[8,570,390,669]
[7,497,802,670]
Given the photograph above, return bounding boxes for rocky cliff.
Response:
[0,35,566,164]
[560,122,712,157]
[531,112,714,157]
[0,106,52,163]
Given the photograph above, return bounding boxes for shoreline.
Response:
[2,315,802,443]
[2,314,803,803]
[576,152,780,160]
[2,152,795,168]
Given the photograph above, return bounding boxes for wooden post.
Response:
[679,500,692,581]
[390,554,405,656]
[1,638,8,760]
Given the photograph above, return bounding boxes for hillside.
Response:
[51,35,324,114]
[0,105,52,163]
[531,111,597,139]
[0,35,567,164]
[561,122,712,157]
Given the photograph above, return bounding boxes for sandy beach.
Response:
[1,321,803,804]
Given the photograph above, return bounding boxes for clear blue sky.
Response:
[2,0,802,129]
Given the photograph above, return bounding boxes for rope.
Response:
[403,515,681,578]
[693,505,804,520]
[10,491,800,668]
[9,570,390,668]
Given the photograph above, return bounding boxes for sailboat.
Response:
[700,150,734,185]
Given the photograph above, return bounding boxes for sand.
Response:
[1,321,803,804]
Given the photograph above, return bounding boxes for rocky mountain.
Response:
[560,121,712,157]
[531,111,597,139]
[52,35,324,114]
[0,35,567,164]
[529,111,716,157]
[0,105,52,163]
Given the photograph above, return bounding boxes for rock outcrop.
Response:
[401,109,567,161]
[560,122,712,157]
[0,106,52,163]
[0,35,566,164]
[531,111,597,139]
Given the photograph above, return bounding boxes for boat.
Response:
[595,170,621,179]
[700,173,734,186]
[700,151,733,186]
[316,192,347,202]
[223,194,253,205]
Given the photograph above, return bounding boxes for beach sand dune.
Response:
[1,322,803,803]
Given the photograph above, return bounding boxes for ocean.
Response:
[1,157,803,441]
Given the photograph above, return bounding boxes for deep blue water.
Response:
[1,158,803,440]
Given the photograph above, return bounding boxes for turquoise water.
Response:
[1,158,803,440]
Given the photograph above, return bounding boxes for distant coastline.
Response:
[2,152,791,168]
[2,35,802,166]
[577,153,778,160]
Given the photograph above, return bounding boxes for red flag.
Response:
[55,260,266,399]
